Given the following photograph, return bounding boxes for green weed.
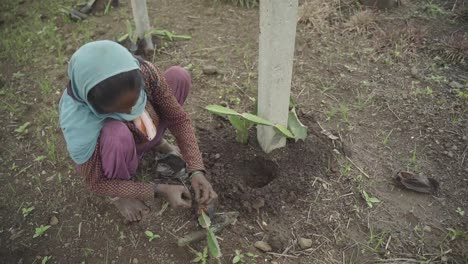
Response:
[362,190,381,208]
[22,206,35,218]
[424,1,448,17]
[144,230,160,242]
[34,225,51,238]
[192,247,208,264]
[41,256,52,264]
[367,226,388,253]
[456,207,465,217]
[382,130,393,146]
[232,250,258,263]
[407,145,420,172]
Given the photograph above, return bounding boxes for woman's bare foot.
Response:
[112,197,150,223]
[155,139,181,156]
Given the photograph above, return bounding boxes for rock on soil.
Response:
[298,237,313,249]
[449,81,464,89]
[49,216,59,226]
[254,241,272,252]
[202,65,218,75]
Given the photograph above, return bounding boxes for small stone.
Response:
[451,145,458,151]
[49,216,59,226]
[449,81,464,89]
[423,225,432,233]
[298,237,313,249]
[254,241,272,252]
[463,135,467,142]
[410,67,419,78]
[441,256,448,263]
[447,151,454,158]
[132,258,138,264]
[252,198,265,210]
[214,153,221,160]
[202,65,218,75]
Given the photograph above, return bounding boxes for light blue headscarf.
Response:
[59,40,147,164]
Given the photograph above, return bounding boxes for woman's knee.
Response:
[100,120,138,180]
[164,66,191,104]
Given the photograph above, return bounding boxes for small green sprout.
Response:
[33,225,51,238]
[22,206,35,218]
[144,230,160,242]
[362,191,381,208]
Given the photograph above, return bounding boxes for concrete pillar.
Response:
[257,0,298,153]
[130,0,154,51]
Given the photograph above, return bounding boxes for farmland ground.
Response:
[0,0,467,263]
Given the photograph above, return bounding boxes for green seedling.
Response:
[340,162,352,177]
[41,256,51,264]
[12,71,24,79]
[456,207,465,217]
[446,228,467,241]
[104,0,112,15]
[232,250,258,263]
[83,247,94,257]
[14,122,30,135]
[146,29,192,41]
[198,211,221,259]
[382,130,393,146]
[192,247,208,264]
[205,105,303,144]
[144,230,160,242]
[22,206,34,218]
[33,225,51,238]
[34,155,47,162]
[362,191,381,208]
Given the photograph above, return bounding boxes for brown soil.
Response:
[1,0,467,263]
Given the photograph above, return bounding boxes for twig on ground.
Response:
[376,258,420,263]
[174,220,191,233]
[346,157,371,178]
[266,252,299,259]
[386,102,401,120]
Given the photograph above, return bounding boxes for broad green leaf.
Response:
[198,211,211,229]
[206,229,221,258]
[241,113,274,126]
[228,115,250,144]
[232,255,241,263]
[145,230,154,237]
[274,124,295,138]
[367,201,373,208]
[117,33,129,43]
[15,122,30,134]
[288,108,307,142]
[368,197,381,203]
[362,191,370,200]
[205,105,240,116]
[192,256,202,263]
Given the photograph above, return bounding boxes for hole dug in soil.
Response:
[242,157,278,188]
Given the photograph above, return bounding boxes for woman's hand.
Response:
[191,172,218,206]
[154,184,191,208]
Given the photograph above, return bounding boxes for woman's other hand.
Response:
[155,184,191,208]
[191,172,218,206]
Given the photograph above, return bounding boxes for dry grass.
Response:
[432,32,468,63]
[343,10,378,34]
[372,23,428,58]
[298,0,346,32]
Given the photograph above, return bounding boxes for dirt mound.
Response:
[198,119,335,214]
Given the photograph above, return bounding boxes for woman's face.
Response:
[100,88,140,114]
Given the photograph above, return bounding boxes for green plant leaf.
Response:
[241,113,274,126]
[368,197,381,203]
[206,228,222,258]
[232,255,241,263]
[198,211,211,229]
[288,108,307,141]
[33,225,51,238]
[15,122,30,134]
[228,115,250,144]
[274,124,295,138]
[145,230,154,237]
[205,105,240,116]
